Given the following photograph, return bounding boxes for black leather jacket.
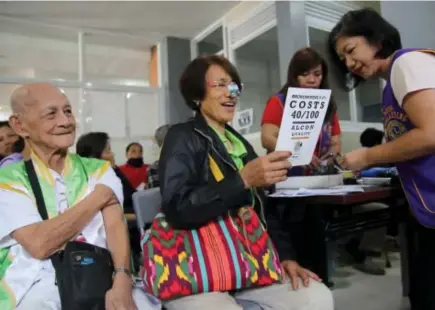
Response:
[158,113,295,261]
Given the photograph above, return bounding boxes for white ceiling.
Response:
[0,1,239,49]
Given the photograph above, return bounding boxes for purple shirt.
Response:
[383,48,435,227]
[0,153,23,168]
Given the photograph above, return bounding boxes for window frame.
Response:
[191,19,226,60]
[229,22,278,135]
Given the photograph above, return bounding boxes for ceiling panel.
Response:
[0,1,239,41]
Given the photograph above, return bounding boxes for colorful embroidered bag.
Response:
[141,155,283,300]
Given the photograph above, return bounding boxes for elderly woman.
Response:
[141,55,333,310]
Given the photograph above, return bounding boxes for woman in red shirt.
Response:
[119,142,149,189]
[261,47,341,175]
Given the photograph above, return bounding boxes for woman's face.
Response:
[200,65,238,126]
[101,141,115,166]
[297,64,323,88]
[335,35,383,79]
[127,144,143,159]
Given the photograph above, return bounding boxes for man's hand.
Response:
[281,260,321,290]
[105,273,137,310]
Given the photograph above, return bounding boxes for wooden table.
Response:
[269,186,407,288]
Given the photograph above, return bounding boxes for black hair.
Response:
[12,136,25,153]
[278,47,337,122]
[328,7,402,88]
[0,121,10,129]
[360,128,384,147]
[179,55,242,111]
[76,132,109,159]
[126,142,142,154]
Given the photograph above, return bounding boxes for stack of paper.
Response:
[268,185,365,198]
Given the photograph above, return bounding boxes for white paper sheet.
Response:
[268,185,365,198]
[275,87,331,166]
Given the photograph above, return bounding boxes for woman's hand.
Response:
[240,151,291,188]
[338,148,371,171]
[309,155,322,169]
[281,260,321,290]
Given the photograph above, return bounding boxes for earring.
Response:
[194,100,200,108]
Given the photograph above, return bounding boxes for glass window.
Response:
[84,33,150,86]
[0,31,78,80]
[355,78,383,123]
[308,27,351,120]
[234,26,280,134]
[0,84,20,120]
[197,26,224,56]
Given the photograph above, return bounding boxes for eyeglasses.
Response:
[208,81,243,98]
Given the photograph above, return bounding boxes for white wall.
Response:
[0,84,162,164]
[0,28,160,165]
[236,58,279,134]
[381,1,435,49]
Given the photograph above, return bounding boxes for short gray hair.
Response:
[154,124,171,147]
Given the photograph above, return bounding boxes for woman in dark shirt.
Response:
[76,132,141,268]
[76,132,136,212]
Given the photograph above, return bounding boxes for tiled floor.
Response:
[332,254,410,310]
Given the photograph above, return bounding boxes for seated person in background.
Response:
[120,142,149,190]
[359,128,397,176]
[0,136,30,168]
[147,124,171,188]
[360,127,384,147]
[141,55,333,310]
[0,121,18,161]
[0,83,160,310]
[76,131,142,271]
[261,47,341,176]
[76,132,136,213]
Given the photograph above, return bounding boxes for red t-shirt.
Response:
[261,95,341,156]
[119,164,149,189]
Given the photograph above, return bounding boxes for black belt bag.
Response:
[25,160,114,310]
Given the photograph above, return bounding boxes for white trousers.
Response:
[15,274,161,310]
[164,280,334,310]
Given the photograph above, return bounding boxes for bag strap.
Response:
[24,160,61,268]
[24,160,49,220]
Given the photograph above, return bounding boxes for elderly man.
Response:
[0,83,161,310]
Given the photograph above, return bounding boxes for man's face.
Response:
[13,86,76,151]
[0,126,18,157]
